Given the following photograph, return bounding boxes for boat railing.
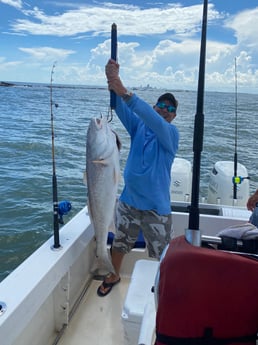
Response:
[202,235,258,259]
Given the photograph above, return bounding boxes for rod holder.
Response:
[185,228,201,246]
[0,302,7,316]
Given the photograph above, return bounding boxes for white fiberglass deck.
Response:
[57,278,130,345]
[57,258,159,345]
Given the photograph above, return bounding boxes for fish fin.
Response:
[92,159,109,165]
[83,170,87,185]
[87,201,92,219]
[113,168,120,184]
[111,130,122,151]
[108,219,116,233]
[91,254,116,276]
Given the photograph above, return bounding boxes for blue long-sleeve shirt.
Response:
[115,93,179,215]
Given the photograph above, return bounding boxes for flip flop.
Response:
[97,277,121,297]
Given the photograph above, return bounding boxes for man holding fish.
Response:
[97,59,179,297]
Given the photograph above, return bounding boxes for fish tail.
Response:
[91,252,115,277]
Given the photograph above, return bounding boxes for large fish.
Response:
[86,116,121,276]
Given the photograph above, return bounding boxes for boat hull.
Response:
[0,204,251,345]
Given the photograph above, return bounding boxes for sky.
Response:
[1,0,258,93]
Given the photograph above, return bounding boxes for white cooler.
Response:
[121,259,159,345]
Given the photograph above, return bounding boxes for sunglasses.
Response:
[155,102,176,113]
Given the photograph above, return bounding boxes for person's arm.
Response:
[114,96,139,135]
[105,59,139,134]
[247,189,258,211]
[105,59,127,97]
[106,59,179,153]
[127,95,179,153]
[121,95,178,154]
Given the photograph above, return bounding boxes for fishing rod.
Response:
[231,58,250,200]
[50,62,61,249]
[186,0,208,246]
[108,23,117,121]
[233,57,238,203]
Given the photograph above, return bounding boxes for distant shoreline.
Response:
[0,81,15,87]
[0,80,108,90]
[1,80,253,95]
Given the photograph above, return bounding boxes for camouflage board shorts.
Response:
[112,200,174,259]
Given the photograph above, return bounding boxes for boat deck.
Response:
[57,257,159,345]
[57,277,130,345]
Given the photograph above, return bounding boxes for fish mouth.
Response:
[94,117,104,129]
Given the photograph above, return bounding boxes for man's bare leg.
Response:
[97,248,124,296]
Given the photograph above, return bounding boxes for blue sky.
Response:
[1,0,258,93]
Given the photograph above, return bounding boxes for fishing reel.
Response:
[232,176,250,184]
[58,200,72,224]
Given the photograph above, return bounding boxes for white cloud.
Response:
[0,56,22,68]
[19,46,75,61]
[225,7,258,50]
[1,2,258,92]
[9,3,221,38]
[0,0,22,9]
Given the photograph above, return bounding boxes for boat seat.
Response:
[156,235,258,345]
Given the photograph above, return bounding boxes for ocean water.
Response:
[0,84,258,282]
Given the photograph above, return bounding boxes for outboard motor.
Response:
[207,161,249,206]
[170,158,192,202]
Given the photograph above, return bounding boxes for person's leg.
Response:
[141,210,173,259]
[111,247,125,276]
[97,248,124,295]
